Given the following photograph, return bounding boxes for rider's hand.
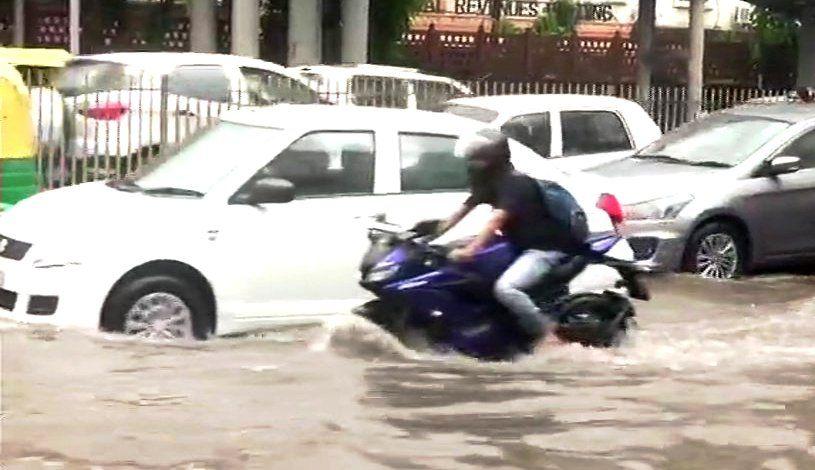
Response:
[449,247,476,263]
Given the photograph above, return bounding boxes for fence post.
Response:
[159,74,169,154]
[523,28,533,78]
[475,24,486,78]
[609,31,624,84]
[426,23,438,68]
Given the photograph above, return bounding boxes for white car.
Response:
[443,94,662,172]
[49,52,321,181]
[289,63,472,110]
[0,105,629,340]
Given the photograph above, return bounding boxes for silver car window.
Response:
[780,129,815,169]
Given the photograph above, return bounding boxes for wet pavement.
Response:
[3,274,815,469]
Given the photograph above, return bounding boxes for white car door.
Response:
[552,109,637,172]
[213,130,388,327]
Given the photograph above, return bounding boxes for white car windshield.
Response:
[634,114,791,168]
[135,122,282,195]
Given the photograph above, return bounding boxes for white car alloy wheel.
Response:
[124,292,195,340]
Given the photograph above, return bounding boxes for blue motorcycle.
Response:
[354,222,650,361]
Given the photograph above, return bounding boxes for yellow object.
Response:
[0,62,36,159]
[0,47,72,68]
[0,61,38,209]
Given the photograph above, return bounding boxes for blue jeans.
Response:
[494,249,566,340]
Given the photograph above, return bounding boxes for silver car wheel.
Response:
[696,233,739,279]
[124,292,194,340]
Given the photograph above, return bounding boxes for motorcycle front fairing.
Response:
[365,238,525,357]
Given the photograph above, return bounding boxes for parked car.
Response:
[289,63,472,110]
[443,94,662,172]
[48,52,321,183]
[588,102,815,279]
[0,104,629,340]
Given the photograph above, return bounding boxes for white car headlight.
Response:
[623,195,693,221]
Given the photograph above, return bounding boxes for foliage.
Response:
[370,0,427,65]
[748,7,799,87]
[496,18,523,36]
[745,1,804,19]
[750,7,799,46]
[533,0,577,38]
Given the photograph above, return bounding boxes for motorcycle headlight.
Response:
[623,195,693,221]
[366,263,400,283]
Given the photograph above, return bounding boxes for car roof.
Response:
[220,104,481,134]
[72,52,296,77]
[446,94,638,114]
[291,63,462,84]
[721,102,815,124]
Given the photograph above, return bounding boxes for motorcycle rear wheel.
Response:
[555,293,635,348]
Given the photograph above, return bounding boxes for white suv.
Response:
[444,94,662,172]
[0,105,630,340]
[50,52,320,182]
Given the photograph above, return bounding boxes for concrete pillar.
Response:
[635,0,656,107]
[798,7,815,88]
[686,0,705,120]
[13,0,23,46]
[189,0,217,53]
[341,0,369,63]
[232,0,260,58]
[69,0,80,54]
[288,0,322,66]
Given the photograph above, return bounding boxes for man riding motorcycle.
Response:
[427,130,585,350]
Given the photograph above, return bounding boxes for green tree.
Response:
[369,0,427,64]
[533,0,577,37]
[495,18,522,36]
[749,6,799,86]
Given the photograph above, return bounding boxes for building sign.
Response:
[423,1,616,22]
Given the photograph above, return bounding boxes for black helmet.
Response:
[457,128,511,174]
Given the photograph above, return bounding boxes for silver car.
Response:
[588,103,815,279]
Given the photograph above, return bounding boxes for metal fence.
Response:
[18,71,791,190]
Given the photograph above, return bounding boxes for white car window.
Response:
[239,67,319,105]
[350,75,409,108]
[414,81,459,111]
[256,131,376,198]
[167,66,231,102]
[399,133,467,192]
[501,113,551,158]
[561,111,632,156]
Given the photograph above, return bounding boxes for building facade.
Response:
[0,0,369,66]
[413,0,756,37]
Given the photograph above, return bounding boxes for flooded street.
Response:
[3,274,815,469]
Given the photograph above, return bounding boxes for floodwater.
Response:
[3,274,815,469]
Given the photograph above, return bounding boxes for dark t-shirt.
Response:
[466,171,573,252]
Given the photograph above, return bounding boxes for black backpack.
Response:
[535,180,590,249]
